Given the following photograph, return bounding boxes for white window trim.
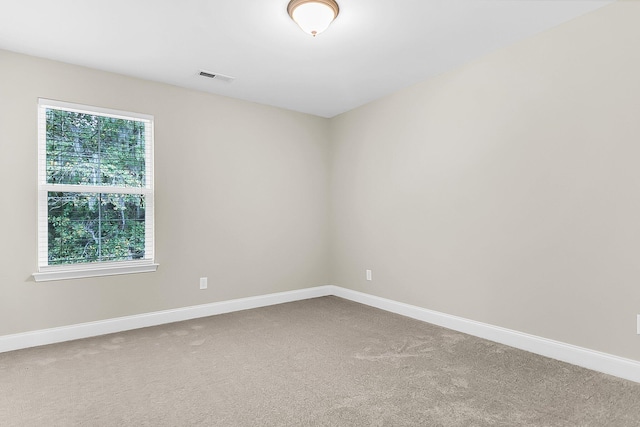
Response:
[34,99,157,282]
[33,261,159,282]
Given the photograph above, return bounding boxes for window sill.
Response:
[33,261,159,282]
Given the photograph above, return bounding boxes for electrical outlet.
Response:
[366,270,372,281]
[200,277,208,290]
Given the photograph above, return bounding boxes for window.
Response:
[34,99,157,281]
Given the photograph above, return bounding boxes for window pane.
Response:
[46,109,146,187]
[47,192,146,265]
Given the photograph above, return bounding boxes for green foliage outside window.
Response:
[46,109,148,265]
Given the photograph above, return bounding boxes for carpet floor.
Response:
[1,296,640,426]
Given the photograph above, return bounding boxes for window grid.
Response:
[36,99,155,275]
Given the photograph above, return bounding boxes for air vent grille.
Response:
[199,70,235,83]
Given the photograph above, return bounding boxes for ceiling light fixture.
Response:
[287,0,339,37]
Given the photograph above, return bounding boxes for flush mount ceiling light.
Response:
[287,0,339,37]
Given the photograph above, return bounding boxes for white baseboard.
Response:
[2,284,639,384]
[0,286,333,354]
[328,286,640,384]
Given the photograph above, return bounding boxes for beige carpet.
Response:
[1,296,639,426]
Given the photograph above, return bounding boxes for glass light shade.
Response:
[288,0,339,37]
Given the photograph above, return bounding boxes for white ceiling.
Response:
[0,0,613,118]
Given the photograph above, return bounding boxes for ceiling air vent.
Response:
[199,70,235,83]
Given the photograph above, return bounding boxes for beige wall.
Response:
[0,50,330,336]
[329,1,640,361]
